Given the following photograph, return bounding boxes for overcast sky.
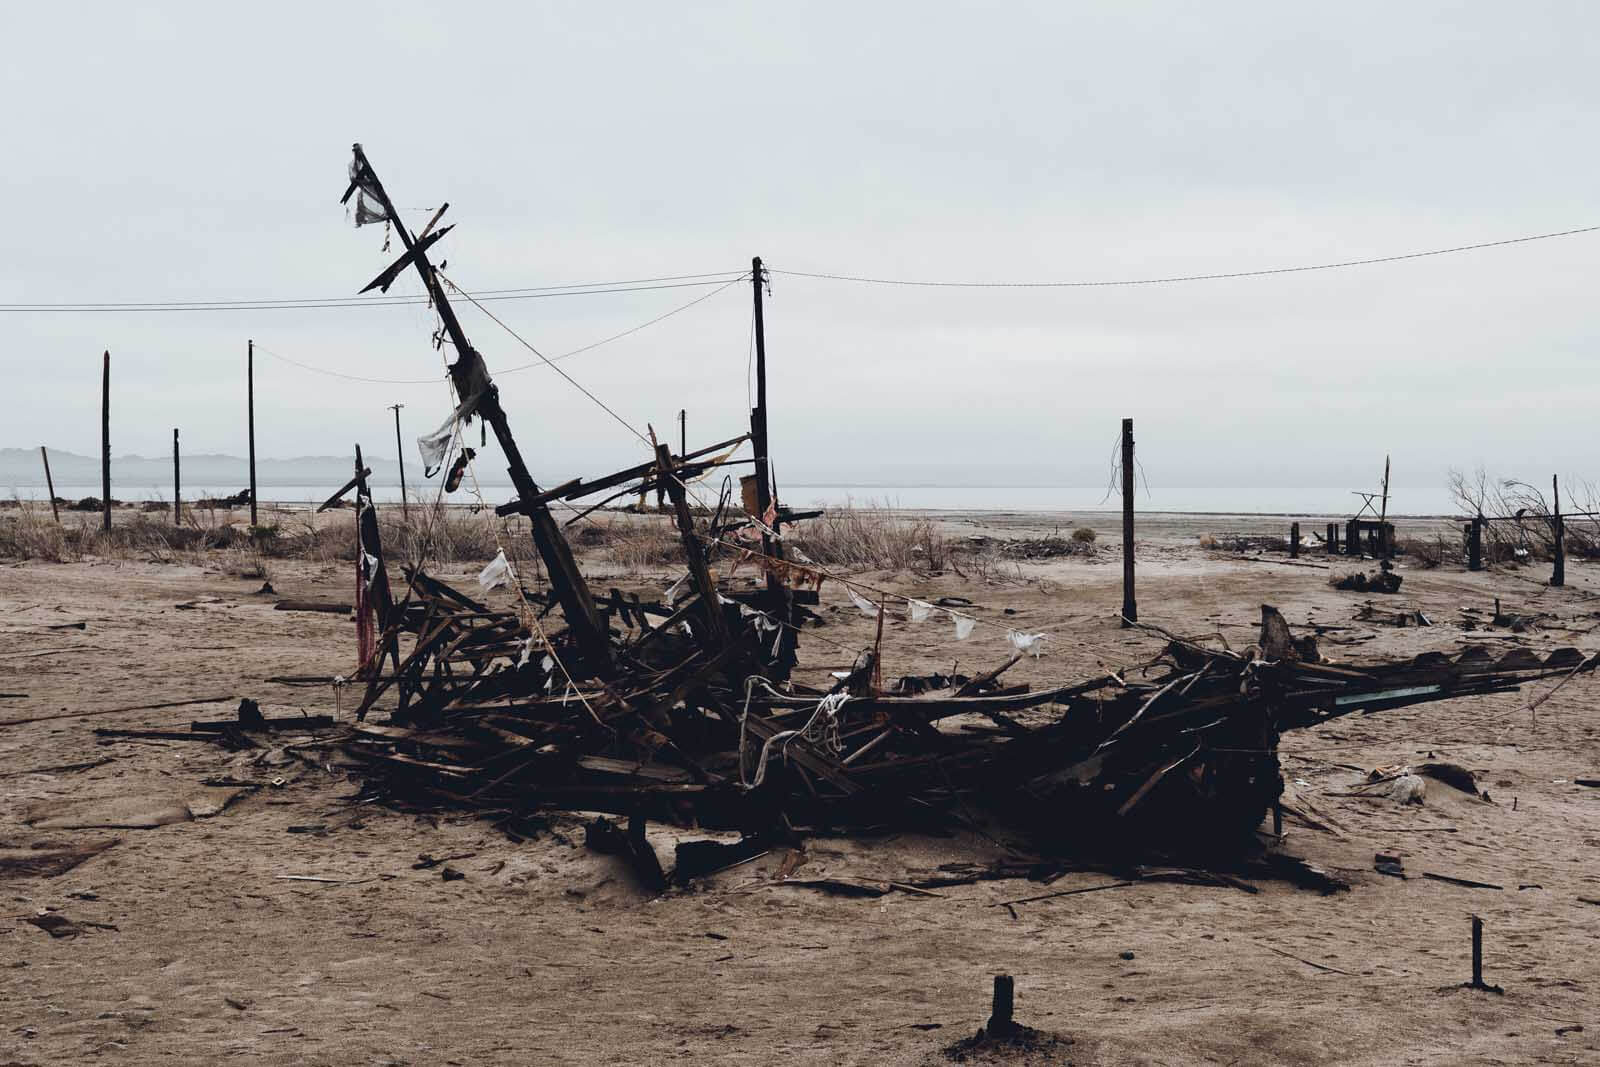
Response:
[3,2,1596,491]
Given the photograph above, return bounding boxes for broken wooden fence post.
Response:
[1289,522,1300,558]
[1345,519,1359,557]
[172,428,180,525]
[1121,417,1136,626]
[1326,522,1337,556]
[1465,914,1502,993]
[39,446,59,523]
[101,350,112,533]
[987,974,1015,1036]
[1468,515,1484,571]
[247,338,258,528]
[389,403,409,521]
[1551,474,1565,587]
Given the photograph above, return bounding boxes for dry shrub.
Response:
[1401,536,1448,569]
[790,503,946,571]
[0,504,73,561]
[1071,527,1097,543]
[594,517,682,571]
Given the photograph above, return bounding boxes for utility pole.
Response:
[247,339,258,527]
[101,351,112,533]
[39,447,59,523]
[389,403,409,520]
[172,428,181,525]
[1120,418,1136,625]
[751,258,778,563]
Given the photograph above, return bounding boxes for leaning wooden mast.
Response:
[342,144,612,671]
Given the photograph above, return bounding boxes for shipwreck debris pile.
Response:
[319,144,1596,872]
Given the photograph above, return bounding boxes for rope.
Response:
[738,680,847,789]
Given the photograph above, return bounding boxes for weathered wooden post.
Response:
[101,350,111,533]
[987,974,1015,1036]
[389,403,409,521]
[1551,474,1565,587]
[1468,515,1484,571]
[39,447,59,523]
[172,428,181,525]
[1326,522,1337,556]
[1345,519,1359,557]
[1120,417,1136,626]
[247,339,258,527]
[1289,522,1300,558]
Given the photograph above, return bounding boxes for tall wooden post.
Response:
[1326,522,1337,556]
[39,447,59,522]
[678,409,686,458]
[172,428,181,525]
[1468,515,1484,571]
[1120,417,1136,625]
[1551,474,1565,587]
[247,339,258,527]
[1289,521,1300,558]
[100,350,111,533]
[389,403,409,520]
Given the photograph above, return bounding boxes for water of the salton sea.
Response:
[18,484,1462,517]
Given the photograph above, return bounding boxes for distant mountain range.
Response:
[0,448,511,489]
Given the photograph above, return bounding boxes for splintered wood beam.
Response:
[495,433,751,516]
[655,443,728,647]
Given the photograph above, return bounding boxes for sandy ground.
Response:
[2,512,1598,1065]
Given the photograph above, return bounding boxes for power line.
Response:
[255,275,746,385]
[770,224,1600,289]
[0,273,746,313]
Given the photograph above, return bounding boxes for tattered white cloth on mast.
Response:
[952,613,976,640]
[846,586,880,618]
[416,392,484,478]
[908,599,934,624]
[477,549,515,592]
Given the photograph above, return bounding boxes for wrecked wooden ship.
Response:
[327,145,1596,868]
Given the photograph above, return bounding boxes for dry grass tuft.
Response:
[788,503,947,572]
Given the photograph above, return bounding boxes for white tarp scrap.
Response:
[1008,631,1047,658]
[477,549,514,591]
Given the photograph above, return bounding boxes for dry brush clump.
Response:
[788,503,948,572]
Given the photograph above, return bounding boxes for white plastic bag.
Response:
[477,549,514,591]
[952,613,976,640]
[908,599,933,624]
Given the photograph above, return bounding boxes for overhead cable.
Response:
[770,224,1600,289]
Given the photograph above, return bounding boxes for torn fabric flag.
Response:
[846,586,880,618]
